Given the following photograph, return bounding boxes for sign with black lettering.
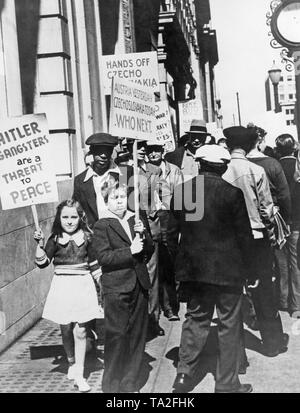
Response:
[0,113,58,210]
[100,51,160,95]
[178,99,204,137]
[155,101,175,153]
[109,78,156,140]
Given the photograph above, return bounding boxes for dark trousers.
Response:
[250,238,284,352]
[159,244,180,315]
[177,283,243,392]
[102,281,148,393]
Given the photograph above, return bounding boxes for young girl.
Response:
[34,199,102,392]
[91,183,154,393]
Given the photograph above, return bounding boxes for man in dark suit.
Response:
[169,145,253,393]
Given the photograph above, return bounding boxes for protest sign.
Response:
[109,77,156,141]
[154,101,175,153]
[100,51,160,95]
[0,113,58,211]
[178,99,204,137]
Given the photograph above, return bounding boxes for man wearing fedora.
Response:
[165,119,213,181]
[169,144,253,393]
[147,139,183,321]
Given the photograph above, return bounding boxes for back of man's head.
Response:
[276,134,296,157]
[223,126,258,154]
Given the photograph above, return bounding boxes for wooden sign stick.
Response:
[31,204,40,231]
[133,139,140,224]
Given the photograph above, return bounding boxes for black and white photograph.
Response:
[0,0,300,395]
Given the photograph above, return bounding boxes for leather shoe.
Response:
[172,374,193,393]
[215,383,253,393]
[264,333,289,357]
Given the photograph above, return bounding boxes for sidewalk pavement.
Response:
[0,305,300,393]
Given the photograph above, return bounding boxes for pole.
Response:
[274,83,281,113]
[31,204,40,230]
[133,140,140,223]
[295,64,300,142]
[236,92,242,126]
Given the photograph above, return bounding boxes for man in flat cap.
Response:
[73,133,134,228]
[222,126,289,358]
[169,144,253,393]
[165,119,213,182]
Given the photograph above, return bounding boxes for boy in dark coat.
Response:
[91,183,154,393]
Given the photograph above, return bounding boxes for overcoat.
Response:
[167,172,253,288]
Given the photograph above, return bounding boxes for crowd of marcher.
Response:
[33,119,300,393]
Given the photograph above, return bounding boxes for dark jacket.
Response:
[73,165,134,228]
[91,212,154,294]
[280,156,300,230]
[167,172,253,287]
[249,155,291,223]
[165,147,186,169]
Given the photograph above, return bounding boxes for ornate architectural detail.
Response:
[266,0,282,25]
[281,48,296,71]
[266,0,295,71]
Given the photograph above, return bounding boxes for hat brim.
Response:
[185,131,211,135]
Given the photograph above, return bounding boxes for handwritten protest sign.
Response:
[155,101,175,153]
[178,99,204,137]
[0,113,58,210]
[109,77,156,140]
[100,51,160,95]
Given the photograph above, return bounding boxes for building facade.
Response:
[0,0,219,352]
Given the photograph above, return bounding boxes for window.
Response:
[289,94,294,99]
[287,75,293,81]
[280,94,285,100]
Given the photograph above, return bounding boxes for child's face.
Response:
[107,189,127,218]
[60,206,80,234]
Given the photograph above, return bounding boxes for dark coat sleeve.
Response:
[72,176,80,202]
[91,221,135,271]
[274,165,291,224]
[166,187,182,260]
[140,215,155,263]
